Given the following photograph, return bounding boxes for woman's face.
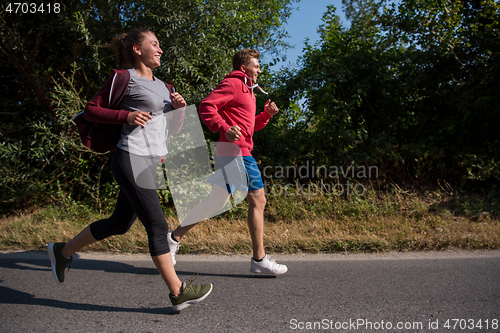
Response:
[134,32,163,69]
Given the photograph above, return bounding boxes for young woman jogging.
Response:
[48,28,212,311]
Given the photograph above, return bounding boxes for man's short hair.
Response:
[233,49,260,70]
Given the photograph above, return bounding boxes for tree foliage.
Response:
[1,0,498,215]
[263,0,500,186]
[0,0,296,213]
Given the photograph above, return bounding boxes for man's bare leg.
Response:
[246,188,266,260]
[246,188,288,275]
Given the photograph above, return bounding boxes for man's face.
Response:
[241,58,262,84]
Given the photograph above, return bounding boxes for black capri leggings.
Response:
[90,148,170,256]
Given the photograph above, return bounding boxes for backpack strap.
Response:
[162,81,175,94]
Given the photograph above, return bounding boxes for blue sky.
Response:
[269,0,347,69]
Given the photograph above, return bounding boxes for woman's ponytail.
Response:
[111,32,127,69]
[110,28,151,69]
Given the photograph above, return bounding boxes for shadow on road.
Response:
[0,252,275,316]
[0,251,276,279]
[0,285,180,315]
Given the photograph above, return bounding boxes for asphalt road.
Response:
[1,250,499,333]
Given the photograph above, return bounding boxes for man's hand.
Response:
[127,111,152,127]
[264,99,279,117]
[171,92,187,109]
[225,125,242,142]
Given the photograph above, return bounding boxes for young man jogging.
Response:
[168,49,287,275]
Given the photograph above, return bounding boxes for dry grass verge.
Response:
[1,185,499,254]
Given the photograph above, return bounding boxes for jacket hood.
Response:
[225,70,251,83]
[224,70,268,95]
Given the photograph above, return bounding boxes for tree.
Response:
[267,0,500,186]
[0,0,297,214]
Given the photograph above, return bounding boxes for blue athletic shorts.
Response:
[242,156,264,192]
[207,155,264,194]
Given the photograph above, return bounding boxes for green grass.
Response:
[1,183,499,254]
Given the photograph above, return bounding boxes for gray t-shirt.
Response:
[117,68,174,156]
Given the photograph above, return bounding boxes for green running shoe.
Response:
[169,274,213,311]
[48,242,72,283]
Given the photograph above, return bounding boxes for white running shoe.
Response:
[167,231,180,266]
[251,255,288,275]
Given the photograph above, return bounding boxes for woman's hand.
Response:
[171,92,187,109]
[127,111,152,127]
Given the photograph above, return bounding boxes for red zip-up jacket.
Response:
[198,70,272,156]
